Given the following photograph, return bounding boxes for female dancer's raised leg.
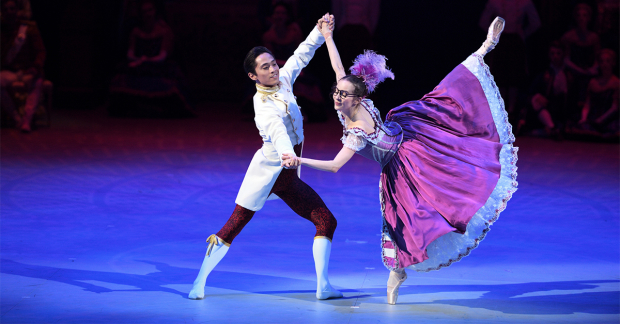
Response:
[386,16,506,305]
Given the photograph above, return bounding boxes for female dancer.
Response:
[283,15,518,304]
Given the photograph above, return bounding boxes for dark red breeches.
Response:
[216,145,337,244]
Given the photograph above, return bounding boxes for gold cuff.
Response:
[314,236,332,242]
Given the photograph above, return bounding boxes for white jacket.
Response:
[235,27,325,211]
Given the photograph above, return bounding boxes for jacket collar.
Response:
[256,82,281,96]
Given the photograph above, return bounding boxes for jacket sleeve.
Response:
[279,26,325,87]
[254,99,295,160]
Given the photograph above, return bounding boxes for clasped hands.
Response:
[281,153,301,169]
[316,13,335,38]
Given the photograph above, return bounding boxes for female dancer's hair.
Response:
[335,50,394,98]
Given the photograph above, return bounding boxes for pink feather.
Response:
[349,50,395,93]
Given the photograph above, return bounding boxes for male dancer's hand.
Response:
[316,13,335,38]
[281,153,300,169]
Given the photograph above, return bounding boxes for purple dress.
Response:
[339,54,518,272]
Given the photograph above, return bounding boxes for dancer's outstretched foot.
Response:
[188,234,230,300]
[475,16,505,57]
[387,269,407,305]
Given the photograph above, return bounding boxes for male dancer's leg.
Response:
[270,147,341,299]
[269,168,337,239]
[216,205,255,244]
[190,145,340,299]
[216,144,337,244]
[188,195,255,299]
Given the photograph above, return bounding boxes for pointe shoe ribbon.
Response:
[387,270,407,305]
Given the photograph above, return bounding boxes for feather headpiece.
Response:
[349,50,394,93]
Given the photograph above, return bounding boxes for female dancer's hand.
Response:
[317,13,335,39]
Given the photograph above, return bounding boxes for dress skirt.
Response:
[379,54,518,271]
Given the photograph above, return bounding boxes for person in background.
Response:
[0,0,45,132]
[595,0,619,56]
[561,3,601,104]
[263,2,303,67]
[479,0,541,115]
[109,0,191,117]
[578,49,618,135]
[263,2,327,122]
[331,0,380,69]
[521,41,577,138]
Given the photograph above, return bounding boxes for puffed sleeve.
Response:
[341,133,367,151]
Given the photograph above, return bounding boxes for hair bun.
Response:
[349,50,394,93]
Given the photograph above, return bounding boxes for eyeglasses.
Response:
[332,88,358,100]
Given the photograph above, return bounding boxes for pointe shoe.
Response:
[476,16,505,57]
[188,234,230,300]
[387,270,407,305]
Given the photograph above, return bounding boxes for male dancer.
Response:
[188,18,343,301]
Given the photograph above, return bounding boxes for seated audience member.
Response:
[521,41,577,137]
[578,49,618,135]
[0,0,45,132]
[262,2,303,67]
[561,3,600,103]
[596,0,619,55]
[109,0,191,117]
[479,0,541,115]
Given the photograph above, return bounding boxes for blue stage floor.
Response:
[1,107,619,323]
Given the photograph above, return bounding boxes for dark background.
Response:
[27,0,610,115]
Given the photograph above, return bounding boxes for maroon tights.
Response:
[216,149,337,244]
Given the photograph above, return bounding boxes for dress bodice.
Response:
[338,99,403,168]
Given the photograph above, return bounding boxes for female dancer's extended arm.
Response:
[317,14,346,81]
[282,146,355,173]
